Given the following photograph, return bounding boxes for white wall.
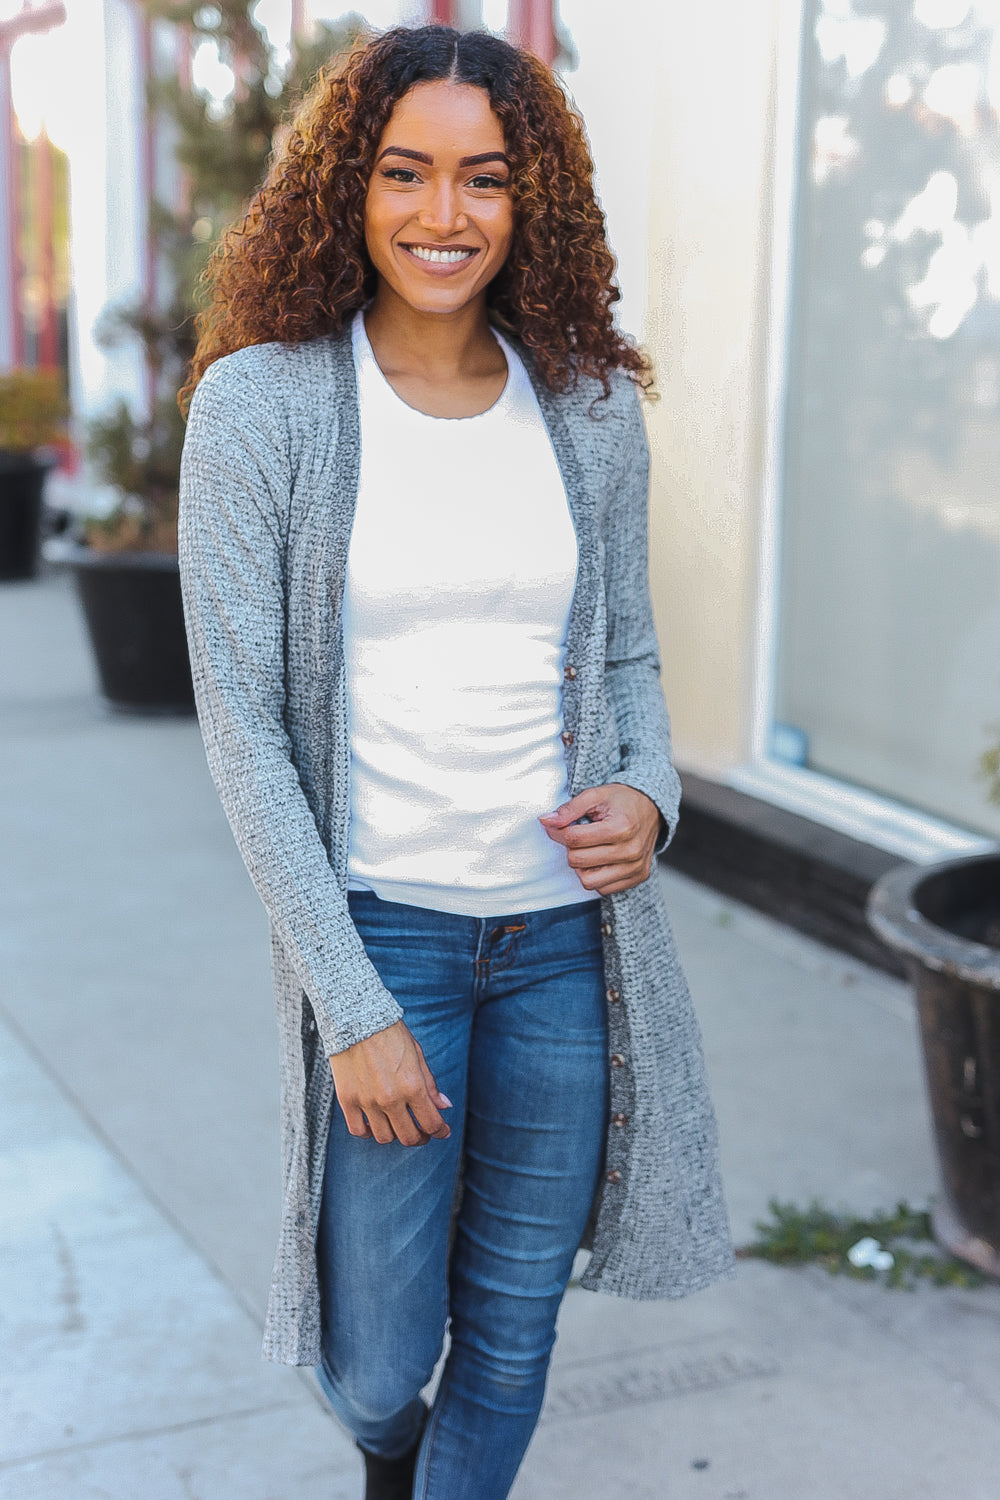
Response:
[555,0,657,339]
[640,0,783,776]
[65,0,148,428]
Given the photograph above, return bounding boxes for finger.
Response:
[416,1048,453,1112]
[409,1099,451,1140]
[566,840,638,869]
[385,1102,431,1148]
[543,813,630,849]
[367,1108,396,1146]
[538,788,606,829]
[338,1098,373,1138]
[541,817,602,847]
[406,1082,451,1140]
[576,862,648,893]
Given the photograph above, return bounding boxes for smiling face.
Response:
[363,80,515,319]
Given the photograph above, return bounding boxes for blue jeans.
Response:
[315,889,609,1500]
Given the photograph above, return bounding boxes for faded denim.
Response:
[315,888,608,1499]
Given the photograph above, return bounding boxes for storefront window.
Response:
[774,0,1000,838]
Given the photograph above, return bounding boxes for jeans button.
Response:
[612,1113,628,1128]
[610,1052,625,1068]
[563,664,577,680]
[561,729,574,747]
[606,1169,621,1184]
[601,920,612,937]
[606,987,620,1004]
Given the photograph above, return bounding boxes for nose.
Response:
[417,181,468,238]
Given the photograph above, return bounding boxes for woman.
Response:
[178,24,733,1500]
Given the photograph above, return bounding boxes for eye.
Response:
[468,173,509,191]
[381,166,420,184]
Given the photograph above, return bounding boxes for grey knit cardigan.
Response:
[178,324,734,1366]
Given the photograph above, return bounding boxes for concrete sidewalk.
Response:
[2,569,998,1500]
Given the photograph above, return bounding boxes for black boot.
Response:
[358,1440,421,1500]
[358,1407,427,1500]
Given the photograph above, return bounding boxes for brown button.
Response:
[563,664,578,680]
[561,730,574,746]
[601,921,612,937]
[606,987,621,1004]
[612,1113,628,1128]
[610,1052,625,1068]
[606,1169,621,1184]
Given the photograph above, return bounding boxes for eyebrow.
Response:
[376,146,511,168]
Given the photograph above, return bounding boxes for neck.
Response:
[363,284,502,380]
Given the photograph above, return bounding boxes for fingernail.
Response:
[438,1094,453,1108]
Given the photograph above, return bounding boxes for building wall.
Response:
[640,0,783,780]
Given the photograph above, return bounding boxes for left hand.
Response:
[539,784,663,896]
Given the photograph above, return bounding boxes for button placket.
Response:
[601,915,629,1194]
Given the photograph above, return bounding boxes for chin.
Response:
[398,287,480,316]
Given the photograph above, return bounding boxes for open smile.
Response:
[400,243,480,272]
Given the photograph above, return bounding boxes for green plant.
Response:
[85,2,362,551]
[739,1198,987,1289]
[0,369,68,454]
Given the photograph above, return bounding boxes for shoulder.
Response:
[507,338,643,437]
[190,328,355,423]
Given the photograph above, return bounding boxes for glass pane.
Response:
[775,0,1000,839]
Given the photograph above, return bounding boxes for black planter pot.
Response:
[0,451,53,581]
[55,544,195,713]
[867,852,1000,1277]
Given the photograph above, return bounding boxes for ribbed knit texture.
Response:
[178,326,735,1366]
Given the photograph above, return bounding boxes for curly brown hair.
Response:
[180,24,653,412]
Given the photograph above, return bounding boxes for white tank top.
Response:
[343,308,598,916]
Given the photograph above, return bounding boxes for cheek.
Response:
[490,204,515,259]
[363,196,380,244]
[363,193,393,260]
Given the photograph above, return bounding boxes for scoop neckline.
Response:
[352,309,514,423]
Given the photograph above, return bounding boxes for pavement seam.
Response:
[549,1327,747,1373]
[0,1400,316,1472]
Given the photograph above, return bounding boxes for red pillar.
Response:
[427,0,460,23]
[507,0,556,64]
[1,37,25,367]
[36,126,58,369]
[0,1,66,372]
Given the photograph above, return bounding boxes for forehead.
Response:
[378,81,505,154]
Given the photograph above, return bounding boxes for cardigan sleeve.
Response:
[178,358,403,1056]
[601,382,683,854]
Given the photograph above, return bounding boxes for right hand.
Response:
[329,1019,452,1147]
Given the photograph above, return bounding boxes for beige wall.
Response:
[642,2,784,776]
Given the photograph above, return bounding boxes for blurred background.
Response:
[3,6,1000,1495]
[2,0,999,867]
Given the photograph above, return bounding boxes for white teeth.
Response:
[407,246,475,264]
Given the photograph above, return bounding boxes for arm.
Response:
[178,359,405,1058]
[540,380,682,890]
[600,380,682,855]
